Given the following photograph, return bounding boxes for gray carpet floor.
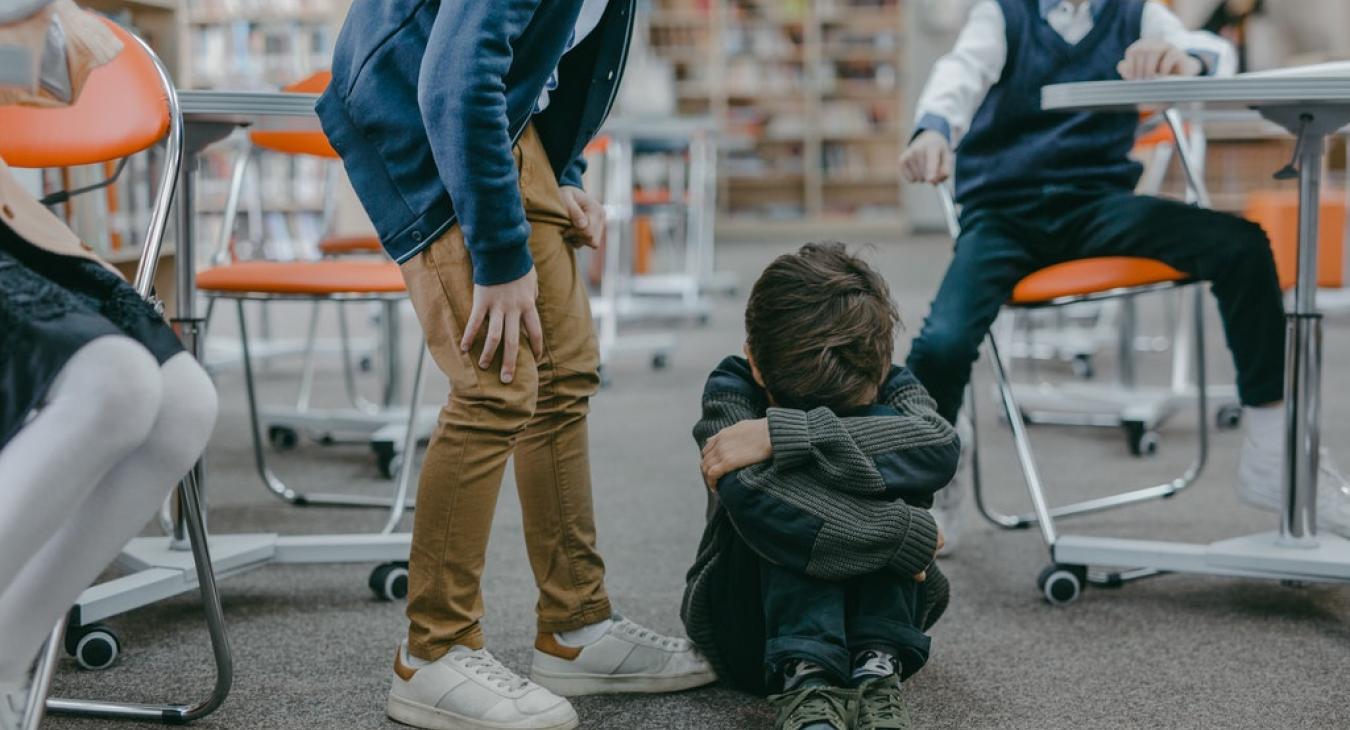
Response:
[43,234,1350,730]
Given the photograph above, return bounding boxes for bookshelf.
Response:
[647,0,907,226]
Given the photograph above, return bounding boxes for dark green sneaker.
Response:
[855,675,911,730]
[767,684,855,730]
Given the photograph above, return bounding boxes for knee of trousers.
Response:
[1214,218,1277,272]
[444,385,541,436]
[908,326,983,378]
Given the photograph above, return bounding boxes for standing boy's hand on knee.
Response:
[900,130,952,185]
[461,268,545,384]
[1118,39,1203,80]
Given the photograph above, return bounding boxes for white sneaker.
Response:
[529,618,716,696]
[387,643,578,730]
[931,412,971,557]
[1236,409,1350,537]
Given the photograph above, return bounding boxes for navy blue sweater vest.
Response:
[954,0,1145,207]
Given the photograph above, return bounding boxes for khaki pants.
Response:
[399,125,611,660]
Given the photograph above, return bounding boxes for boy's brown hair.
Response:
[745,242,899,412]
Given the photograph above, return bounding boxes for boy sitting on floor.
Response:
[900,0,1350,530]
[684,243,960,730]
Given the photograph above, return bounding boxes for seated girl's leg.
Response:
[0,350,213,680]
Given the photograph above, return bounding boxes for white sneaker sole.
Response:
[528,666,717,697]
[387,693,578,730]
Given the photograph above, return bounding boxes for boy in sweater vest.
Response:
[900,0,1350,533]
[691,243,959,730]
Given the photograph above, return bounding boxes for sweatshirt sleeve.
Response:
[418,0,538,286]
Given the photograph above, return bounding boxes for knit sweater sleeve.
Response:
[693,358,944,581]
[766,367,959,504]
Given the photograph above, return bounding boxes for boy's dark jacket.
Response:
[316,0,635,284]
[683,357,958,694]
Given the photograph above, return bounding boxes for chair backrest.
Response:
[0,16,181,298]
[0,18,169,167]
[248,71,336,158]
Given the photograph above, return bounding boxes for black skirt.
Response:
[0,220,183,448]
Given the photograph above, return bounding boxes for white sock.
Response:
[1244,404,1284,449]
[401,643,432,669]
[851,649,898,681]
[555,618,614,648]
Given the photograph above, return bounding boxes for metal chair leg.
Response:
[20,619,64,730]
[46,470,234,724]
[381,342,428,535]
[972,286,1210,536]
[236,299,416,509]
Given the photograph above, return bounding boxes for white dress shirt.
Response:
[536,0,610,113]
[914,0,1237,146]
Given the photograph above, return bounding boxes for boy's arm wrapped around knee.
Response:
[693,358,943,581]
[766,366,959,504]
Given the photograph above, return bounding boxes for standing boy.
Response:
[900,0,1350,532]
[318,2,713,728]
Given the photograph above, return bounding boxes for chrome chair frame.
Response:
[202,141,432,504]
[947,109,1213,532]
[24,28,233,728]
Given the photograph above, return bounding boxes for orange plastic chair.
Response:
[197,71,421,503]
[1243,189,1345,290]
[0,17,233,726]
[0,18,181,298]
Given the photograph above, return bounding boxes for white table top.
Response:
[1043,75,1350,113]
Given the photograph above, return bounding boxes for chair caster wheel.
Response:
[1071,353,1094,379]
[268,425,300,451]
[370,562,409,601]
[1124,422,1159,457]
[359,355,375,373]
[651,353,669,371]
[66,624,121,670]
[1215,403,1242,431]
[1037,564,1085,606]
[373,443,399,479]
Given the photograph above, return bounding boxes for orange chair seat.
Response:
[318,235,385,256]
[197,260,405,296]
[1011,257,1189,305]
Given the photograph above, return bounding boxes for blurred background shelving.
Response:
[646,0,907,228]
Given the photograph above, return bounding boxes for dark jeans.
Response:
[905,189,1287,424]
[761,562,931,688]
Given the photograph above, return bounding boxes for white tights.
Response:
[0,337,218,681]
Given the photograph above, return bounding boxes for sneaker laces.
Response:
[858,677,909,729]
[614,619,688,651]
[768,685,852,730]
[459,650,532,694]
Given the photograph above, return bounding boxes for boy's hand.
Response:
[700,418,772,491]
[461,267,545,384]
[560,186,605,249]
[899,130,953,185]
[1118,39,1203,80]
[913,528,945,583]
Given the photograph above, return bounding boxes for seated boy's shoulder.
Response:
[703,355,764,400]
[879,364,922,398]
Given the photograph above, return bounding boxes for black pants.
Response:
[905,189,1286,424]
[761,562,930,688]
